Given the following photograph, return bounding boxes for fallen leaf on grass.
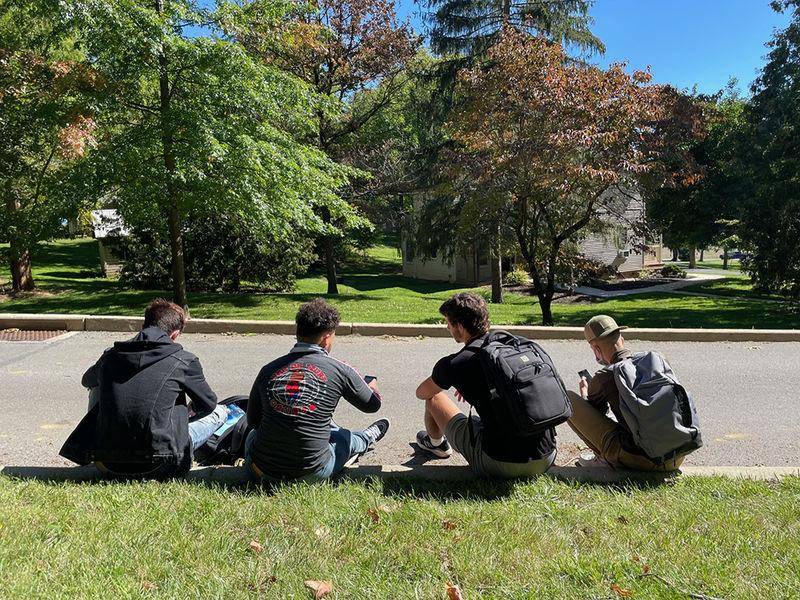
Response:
[611,583,634,597]
[314,526,330,538]
[617,516,629,525]
[367,508,380,523]
[446,583,463,600]
[249,540,263,554]
[642,564,651,575]
[442,519,458,530]
[142,581,156,591]
[305,580,333,599]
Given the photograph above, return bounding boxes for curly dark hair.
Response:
[439,292,490,336]
[143,298,186,333]
[296,298,341,341]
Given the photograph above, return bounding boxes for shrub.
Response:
[503,268,530,286]
[120,215,314,292]
[661,264,687,279]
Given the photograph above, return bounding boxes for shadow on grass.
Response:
[1,463,677,500]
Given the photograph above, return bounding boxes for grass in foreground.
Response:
[0,476,798,599]
[1,239,797,328]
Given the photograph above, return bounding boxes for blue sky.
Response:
[395,0,792,95]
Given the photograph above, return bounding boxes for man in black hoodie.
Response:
[60,299,225,477]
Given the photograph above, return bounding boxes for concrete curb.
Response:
[1,313,799,342]
[2,464,798,484]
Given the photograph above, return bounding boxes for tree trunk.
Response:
[539,293,554,326]
[491,230,503,303]
[722,248,729,270]
[167,204,188,309]
[688,246,697,269]
[700,248,705,261]
[157,0,188,310]
[325,237,339,295]
[5,192,35,292]
[672,247,679,262]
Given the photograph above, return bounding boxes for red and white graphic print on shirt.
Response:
[269,363,325,415]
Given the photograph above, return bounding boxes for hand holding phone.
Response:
[364,375,377,384]
[578,369,592,383]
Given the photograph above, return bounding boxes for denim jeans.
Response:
[245,425,370,483]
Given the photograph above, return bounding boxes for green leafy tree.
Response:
[67,0,357,308]
[425,0,604,58]
[0,0,97,291]
[648,89,749,268]
[232,0,420,294]
[739,0,800,297]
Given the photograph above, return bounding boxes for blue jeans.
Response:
[188,404,228,450]
[245,425,370,483]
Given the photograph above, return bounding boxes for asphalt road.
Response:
[1,331,799,468]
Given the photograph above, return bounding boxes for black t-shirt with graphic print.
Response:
[247,344,380,479]
[431,335,556,462]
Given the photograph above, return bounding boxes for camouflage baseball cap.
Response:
[584,314,627,343]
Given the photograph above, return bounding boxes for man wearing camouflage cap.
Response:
[567,315,685,471]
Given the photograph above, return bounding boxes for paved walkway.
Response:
[568,272,724,298]
[2,332,799,469]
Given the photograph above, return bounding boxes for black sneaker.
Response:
[415,431,453,458]
[363,418,390,446]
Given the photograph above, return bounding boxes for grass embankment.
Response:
[0,476,798,599]
[1,238,797,328]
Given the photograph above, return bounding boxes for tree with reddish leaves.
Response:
[0,1,97,292]
[450,27,704,325]
[233,0,421,294]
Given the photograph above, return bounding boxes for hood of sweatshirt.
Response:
[108,326,184,373]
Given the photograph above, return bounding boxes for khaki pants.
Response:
[567,391,684,472]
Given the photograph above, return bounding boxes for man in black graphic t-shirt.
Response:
[414,292,556,478]
[245,299,390,482]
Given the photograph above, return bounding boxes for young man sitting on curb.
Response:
[568,314,699,471]
[245,298,389,483]
[61,299,227,478]
[414,292,557,478]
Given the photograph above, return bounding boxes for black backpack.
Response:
[194,395,252,466]
[476,331,571,437]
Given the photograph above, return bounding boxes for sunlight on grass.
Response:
[1,239,797,329]
[0,475,798,599]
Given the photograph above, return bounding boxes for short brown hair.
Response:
[143,298,186,333]
[296,298,340,341]
[439,292,490,336]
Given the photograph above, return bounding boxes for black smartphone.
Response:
[364,375,377,384]
[578,369,593,382]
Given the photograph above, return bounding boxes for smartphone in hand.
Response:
[578,369,593,382]
[364,375,377,384]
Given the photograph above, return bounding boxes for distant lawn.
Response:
[679,275,795,303]
[1,475,798,599]
[1,238,798,329]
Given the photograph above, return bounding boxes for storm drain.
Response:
[0,329,67,342]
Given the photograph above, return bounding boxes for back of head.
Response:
[439,292,490,337]
[296,298,340,342]
[143,298,186,334]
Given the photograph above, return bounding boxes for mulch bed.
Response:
[0,329,66,342]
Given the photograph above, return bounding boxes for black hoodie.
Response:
[60,327,217,472]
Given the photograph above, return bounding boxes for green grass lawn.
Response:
[679,275,794,302]
[0,475,798,599]
[1,238,798,328]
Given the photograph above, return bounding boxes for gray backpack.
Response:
[612,351,702,463]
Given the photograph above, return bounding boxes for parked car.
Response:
[719,251,750,260]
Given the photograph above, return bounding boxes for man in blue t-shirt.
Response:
[414,292,556,478]
[245,299,389,482]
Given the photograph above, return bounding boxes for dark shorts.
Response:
[445,414,556,478]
